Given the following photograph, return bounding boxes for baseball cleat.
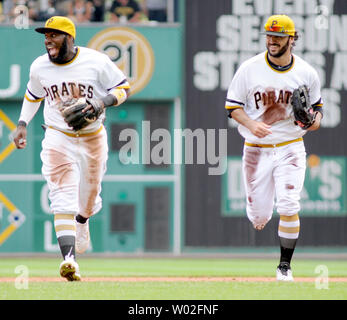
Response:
[75,219,90,254]
[59,258,81,281]
[276,262,294,282]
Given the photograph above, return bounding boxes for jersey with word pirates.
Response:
[225,51,323,145]
[24,46,129,132]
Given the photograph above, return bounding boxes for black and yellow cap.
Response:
[35,16,76,39]
[263,15,296,37]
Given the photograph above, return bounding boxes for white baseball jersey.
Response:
[225,51,323,144]
[24,46,128,133]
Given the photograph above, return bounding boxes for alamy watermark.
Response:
[13,5,29,29]
[314,264,329,290]
[14,265,29,290]
[315,5,329,30]
[118,121,228,175]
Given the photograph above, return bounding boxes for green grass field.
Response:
[0,257,346,300]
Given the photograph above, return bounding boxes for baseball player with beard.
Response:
[13,16,130,281]
[225,15,323,281]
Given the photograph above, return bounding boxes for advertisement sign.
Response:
[222,156,347,216]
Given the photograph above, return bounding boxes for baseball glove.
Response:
[291,85,316,129]
[58,97,104,131]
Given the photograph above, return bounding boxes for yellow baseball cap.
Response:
[263,15,296,37]
[35,16,76,39]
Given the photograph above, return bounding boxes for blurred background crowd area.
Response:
[0,0,178,24]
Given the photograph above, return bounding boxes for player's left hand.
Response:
[59,97,105,131]
[305,111,322,131]
[82,98,105,114]
[291,86,316,130]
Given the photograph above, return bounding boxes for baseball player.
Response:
[225,15,323,281]
[13,16,130,281]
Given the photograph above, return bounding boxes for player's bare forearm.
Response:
[306,111,322,131]
[231,108,272,138]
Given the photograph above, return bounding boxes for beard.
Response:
[267,37,291,58]
[47,36,69,64]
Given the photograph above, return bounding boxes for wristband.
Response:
[18,120,27,127]
[101,94,117,108]
[110,88,127,106]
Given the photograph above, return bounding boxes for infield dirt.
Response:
[1,276,347,282]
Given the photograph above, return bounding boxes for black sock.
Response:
[279,237,297,265]
[280,247,295,265]
[57,235,76,260]
[76,214,88,224]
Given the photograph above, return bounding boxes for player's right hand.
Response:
[248,120,272,138]
[13,126,27,149]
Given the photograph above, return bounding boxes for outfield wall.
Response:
[1,0,347,254]
[184,0,347,249]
